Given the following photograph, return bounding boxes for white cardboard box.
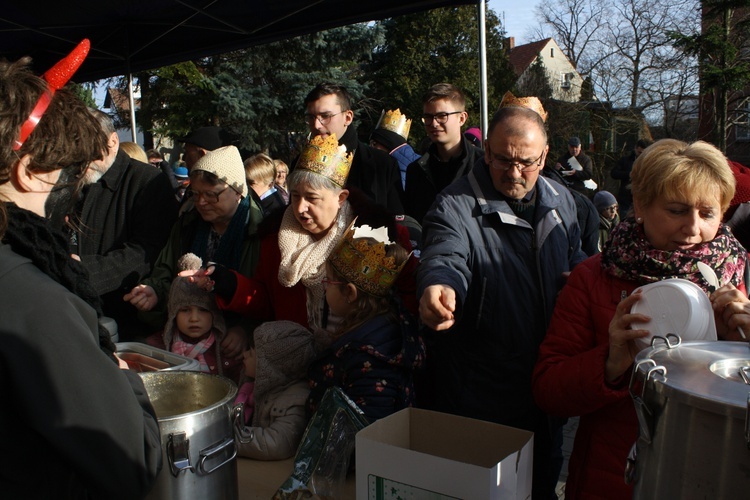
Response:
[355,408,533,500]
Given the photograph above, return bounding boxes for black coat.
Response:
[76,151,179,330]
[340,125,405,215]
[404,136,484,224]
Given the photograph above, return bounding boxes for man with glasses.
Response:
[417,104,586,500]
[404,83,484,224]
[302,82,404,214]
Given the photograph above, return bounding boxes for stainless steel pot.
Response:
[140,371,239,500]
[628,336,750,499]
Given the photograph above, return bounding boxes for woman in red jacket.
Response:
[533,139,750,499]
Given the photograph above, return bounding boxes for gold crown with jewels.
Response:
[329,220,411,297]
[375,108,412,140]
[499,91,548,122]
[297,134,353,188]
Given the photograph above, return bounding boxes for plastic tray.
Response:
[116,342,200,372]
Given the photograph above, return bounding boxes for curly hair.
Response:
[0,56,108,237]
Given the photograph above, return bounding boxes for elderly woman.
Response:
[200,134,416,338]
[125,145,263,356]
[0,46,161,497]
[532,139,750,499]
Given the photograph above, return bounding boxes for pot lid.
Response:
[633,340,750,416]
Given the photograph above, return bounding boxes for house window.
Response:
[736,99,750,141]
[550,48,554,58]
[561,72,572,90]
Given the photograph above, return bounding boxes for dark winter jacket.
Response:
[339,125,405,215]
[307,313,425,422]
[0,243,162,499]
[610,151,636,213]
[404,136,484,224]
[556,151,594,196]
[543,166,600,256]
[417,161,586,426]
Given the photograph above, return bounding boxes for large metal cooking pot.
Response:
[628,336,750,499]
[140,371,239,500]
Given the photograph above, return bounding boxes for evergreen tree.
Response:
[368,4,516,144]
[518,56,554,100]
[671,0,750,152]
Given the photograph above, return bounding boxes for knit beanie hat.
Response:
[192,145,248,197]
[593,190,618,212]
[163,253,226,348]
[252,321,316,402]
[370,128,406,152]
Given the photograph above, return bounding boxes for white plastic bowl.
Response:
[630,278,717,350]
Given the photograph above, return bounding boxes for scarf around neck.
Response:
[277,201,355,329]
[191,196,250,269]
[3,203,117,362]
[601,217,746,292]
[172,331,216,373]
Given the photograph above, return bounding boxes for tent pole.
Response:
[477,0,488,139]
[127,73,137,142]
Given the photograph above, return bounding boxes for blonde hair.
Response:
[244,153,276,190]
[631,139,735,214]
[327,239,410,336]
[274,159,289,175]
[120,142,149,163]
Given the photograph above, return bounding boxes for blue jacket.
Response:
[390,143,421,190]
[417,161,586,427]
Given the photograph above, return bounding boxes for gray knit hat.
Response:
[192,145,248,197]
[252,321,315,399]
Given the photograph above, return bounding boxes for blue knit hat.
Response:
[593,191,617,212]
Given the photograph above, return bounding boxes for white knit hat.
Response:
[192,145,248,197]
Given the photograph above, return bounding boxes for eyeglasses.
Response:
[304,112,342,125]
[489,150,546,173]
[321,277,345,290]
[185,185,230,203]
[421,111,463,125]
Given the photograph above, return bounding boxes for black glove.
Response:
[207,262,238,303]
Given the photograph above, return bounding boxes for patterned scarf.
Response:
[172,332,216,373]
[277,201,355,329]
[601,217,746,292]
[191,196,250,269]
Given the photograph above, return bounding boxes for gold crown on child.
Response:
[297,134,353,188]
[376,108,412,140]
[329,220,410,297]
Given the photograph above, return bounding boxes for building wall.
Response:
[518,39,582,102]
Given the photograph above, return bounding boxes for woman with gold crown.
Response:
[0,43,161,497]
[194,133,418,345]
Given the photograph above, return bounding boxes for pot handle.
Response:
[167,432,194,477]
[232,403,255,444]
[198,437,237,475]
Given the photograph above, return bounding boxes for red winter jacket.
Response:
[533,254,639,500]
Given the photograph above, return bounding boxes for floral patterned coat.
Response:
[307,313,425,422]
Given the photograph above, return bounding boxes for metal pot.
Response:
[628,336,750,499]
[140,371,239,500]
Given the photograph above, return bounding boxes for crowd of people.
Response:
[5,42,750,500]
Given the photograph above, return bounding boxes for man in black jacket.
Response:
[47,110,178,340]
[302,83,404,215]
[404,83,484,224]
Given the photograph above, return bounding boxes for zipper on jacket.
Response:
[475,277,488,330]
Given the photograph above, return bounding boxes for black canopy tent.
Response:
[0,0,488,134]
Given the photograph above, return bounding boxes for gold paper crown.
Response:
[499,91,548,122]
[329,220,410,297]
[297,134,353,188]
[375,108,412,140]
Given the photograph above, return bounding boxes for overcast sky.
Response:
[487,0,540,45]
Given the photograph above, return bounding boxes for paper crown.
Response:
[375,108,412,140]
[499,91,548,122]
[329,220,410,297]
[13,39,91,151]
[297,134,353,188]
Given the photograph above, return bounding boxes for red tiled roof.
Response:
[509,38,551,76]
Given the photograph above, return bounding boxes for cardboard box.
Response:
[356,408,533,500]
